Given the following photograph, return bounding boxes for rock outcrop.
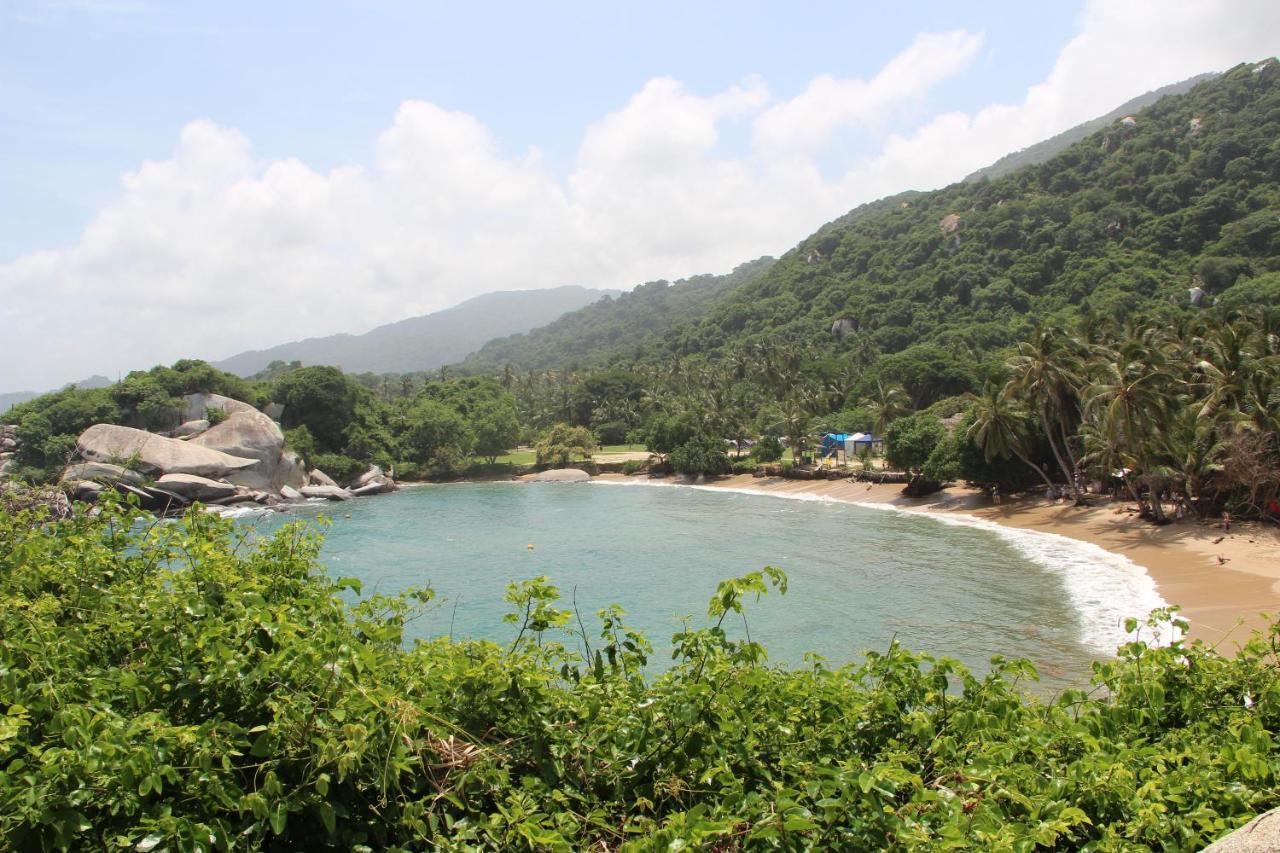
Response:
[301,485,352,501]
[526,468,591,483]
[271,450,308,493]
[76,424,258,479]
[309,469,339,488]
[155,473,238,502]
[351,464,397,495]
[181,393,256,424]
[59,462,145,486]
[190,410,296,491]
[1204,808,1280,852]
[173,419,210,438]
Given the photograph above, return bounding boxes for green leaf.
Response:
[270,804,287,836]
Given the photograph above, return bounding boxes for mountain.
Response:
[459,258,776,373]
[213,286,618,377]
[963,73,1217,183]
[1,375,111,413]
[468,61,1278,393]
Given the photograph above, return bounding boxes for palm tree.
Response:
[780,397,813,466]
[1151,406,1228,517]
[965,384,1055,490]
[1083,338,1177,521]
[1004,325,1084,497]
[860,380,911,437]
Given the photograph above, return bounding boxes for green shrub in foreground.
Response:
[2,498,1279,850]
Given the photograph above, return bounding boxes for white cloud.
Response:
[2,0,1278,392]
[753,30,984,154]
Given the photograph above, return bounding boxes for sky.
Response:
[1,1,1278,393]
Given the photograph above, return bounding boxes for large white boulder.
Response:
[59,461,145,485]
[191,411,285,491]
[181,393,256,424]
[352,464,397,494]
[526,468,591,483]
[76,424,258,479]
[309,469,339,488]
[271,449,308,493]
[155,473,238,502]
[1204,808,1280,851]
[173,419,210,438]
[300,485,352,501]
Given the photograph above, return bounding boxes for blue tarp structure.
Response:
[821,432,883,458]
[820,433,851,456]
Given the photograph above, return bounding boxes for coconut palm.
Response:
[1005,325,1085,497]
[965,384,1055,490]
[860,380,911,437]
[1151,406,1228,516]
[1083,337,1177,521]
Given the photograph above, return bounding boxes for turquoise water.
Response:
[243,481,1162,690]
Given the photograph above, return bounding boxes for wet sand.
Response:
[598,473,1280,650]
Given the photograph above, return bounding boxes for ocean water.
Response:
[242,480,1166,690]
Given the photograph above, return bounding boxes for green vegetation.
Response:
[533,424,597,468]
[4,360,260,480]
[957,310,1280,518]
[461,258,775,375]
[4,499,1280,849]
[669,435,732,476]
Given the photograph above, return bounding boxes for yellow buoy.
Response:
[527,544,534,550]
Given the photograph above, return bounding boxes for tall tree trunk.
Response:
[1039,405,1079,498]
[1013,446,1058,492]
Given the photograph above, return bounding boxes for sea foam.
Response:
[591,478,1174,654]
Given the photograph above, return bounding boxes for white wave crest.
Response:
[592,478,1174,653]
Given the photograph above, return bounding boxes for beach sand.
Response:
[598,473,1280,650]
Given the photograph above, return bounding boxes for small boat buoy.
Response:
[527,544,534,550]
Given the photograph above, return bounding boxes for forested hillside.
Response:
[465,61,1278,381]
[962,72,1214,183]
[460,257,775,373]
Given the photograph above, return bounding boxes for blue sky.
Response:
[1,0,1277,391]
[2,1,1079,258]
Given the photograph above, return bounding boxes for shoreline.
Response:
[597,473,1280,650]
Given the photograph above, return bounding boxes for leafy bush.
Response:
[669,436,732,476]
[732,458,759,474]
[3,500,1280,850]
[283,425,317,463]
[885,413,946,472]
[621,459,647,476]
[751,435,784,463]
[205,406,228,426]
[535,423,597,468]
[308,452,365,486]
[593,420,629,446]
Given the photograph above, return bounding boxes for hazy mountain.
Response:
[213,286,619,377]
[1,375,112,413]
[459,258,776,373]
[963,72,1217,183]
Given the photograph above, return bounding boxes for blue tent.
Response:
[820,433,851,457]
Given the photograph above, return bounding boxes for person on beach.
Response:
[1223,511,1232,532]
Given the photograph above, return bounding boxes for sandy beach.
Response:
[598,473,1280,650]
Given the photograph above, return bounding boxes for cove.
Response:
[243,480,1162,690]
